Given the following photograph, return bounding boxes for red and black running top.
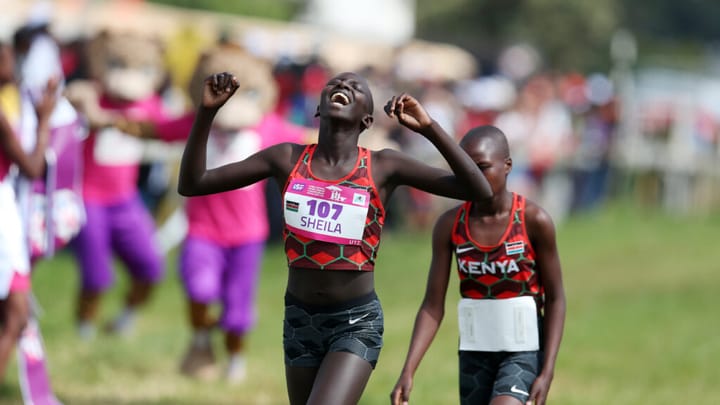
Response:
[451,193,544,311]
[283,144,386,271]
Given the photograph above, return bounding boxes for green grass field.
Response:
[1,200,718,404]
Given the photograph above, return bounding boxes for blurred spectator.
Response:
[494,73,574,219]
[272,56,330,129]
[455,75,517,140]
[64,30,170,340]
[569,74,617,213]
[59,37,90,83]
[13,17,79,132]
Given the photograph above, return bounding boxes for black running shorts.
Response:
[283,291,384,369]
[458,350,543,404]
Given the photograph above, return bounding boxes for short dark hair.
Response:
[12,24,46,53]
[460,125,510,158]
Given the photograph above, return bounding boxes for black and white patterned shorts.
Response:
[283,291,384,369]
[458,350,543,405]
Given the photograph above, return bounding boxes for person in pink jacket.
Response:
[0,41,57,382]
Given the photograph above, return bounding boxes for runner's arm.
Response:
[526,203,566,405]
[382,94,492,202]
[391,209,456,405]
[178,72,294,196]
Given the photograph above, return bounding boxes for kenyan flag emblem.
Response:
[505,241,524,255]
[286,200,299,212]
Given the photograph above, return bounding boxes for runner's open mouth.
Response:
[330,91,350,105]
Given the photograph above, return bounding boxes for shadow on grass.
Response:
[0,382,22,403]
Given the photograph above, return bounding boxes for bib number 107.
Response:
[307,200,343,220]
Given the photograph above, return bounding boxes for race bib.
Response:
[93,127,144,165]
[284,179,370,245]
[458,296,539,352]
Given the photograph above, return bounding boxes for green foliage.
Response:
[617,0,720,70]
[622,0,720,42]
[145,0,717,73]
[515,0,620,71]
[3,201,719,404]
[415,0,717,73]
[415,0,620,72]
[147,0,302,21]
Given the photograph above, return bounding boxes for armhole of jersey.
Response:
[517,193,536,258]
[281,144,313,194]
[450,202,467,244]
[363,147,386,218]
[511,192,519,215]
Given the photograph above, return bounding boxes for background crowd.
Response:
[44,2,720,238]
[33,16,622,241]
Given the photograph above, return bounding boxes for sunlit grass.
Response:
[0,201,718,404]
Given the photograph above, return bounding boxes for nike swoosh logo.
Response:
[510,385,529,396]
[348,313,369,325]
[455,246,475,254]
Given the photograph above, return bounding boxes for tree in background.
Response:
[147,0,720,73]
[414,0,619,73]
